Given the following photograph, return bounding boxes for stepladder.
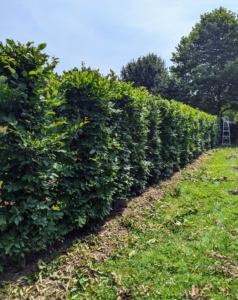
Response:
[222,117,231,146]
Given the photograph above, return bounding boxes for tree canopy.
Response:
[120,53,169,97]
[170,7,238,115]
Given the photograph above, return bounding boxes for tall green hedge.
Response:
[230,123,238,143]
[0,40,219,271]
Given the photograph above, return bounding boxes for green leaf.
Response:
[38,43,47,50]
[29,68,42,75]
[21,70,27,77]
[8,67,16,74]
[11,72,19,80]
[6,39,15,46]
[0,217,6,226]
[89,149,96,154]
[5,243,13,255]
[43,160,49,166]
[14,217,20,225]
[2,113,15,124]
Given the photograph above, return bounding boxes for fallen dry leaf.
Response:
[202,283,212,292]
[129,250,136,257]
[188,284,201,300]
[219,286,229,295]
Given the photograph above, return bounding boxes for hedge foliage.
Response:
[230,122,238,143]
[0,40,219,271]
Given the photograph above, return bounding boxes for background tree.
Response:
[170,7,238,115]
[120,53,169,97]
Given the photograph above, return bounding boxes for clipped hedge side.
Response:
[151,100,218,177]
[0,41,219,271]
[230,123,238,143]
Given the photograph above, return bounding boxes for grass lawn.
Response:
[1,146,238,299]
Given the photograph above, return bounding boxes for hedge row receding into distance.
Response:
[0,40,219,270]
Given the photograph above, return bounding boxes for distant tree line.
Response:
[120,7,238,117]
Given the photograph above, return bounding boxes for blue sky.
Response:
[1,0,238,76]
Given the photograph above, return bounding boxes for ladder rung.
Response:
[222,117,231,145]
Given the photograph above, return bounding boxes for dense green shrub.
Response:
[55,68,118,227]
[0,40,219,271]
[230,122,238,143]
[106,78,151,197]
[111,85,150,195]
[0,40,66,269]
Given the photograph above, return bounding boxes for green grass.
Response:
[1,147,238,299]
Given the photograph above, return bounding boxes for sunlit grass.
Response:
[82,147,238,299]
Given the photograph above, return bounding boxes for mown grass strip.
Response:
[1,147,238,299]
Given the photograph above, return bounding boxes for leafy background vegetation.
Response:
[121,7,238,123]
